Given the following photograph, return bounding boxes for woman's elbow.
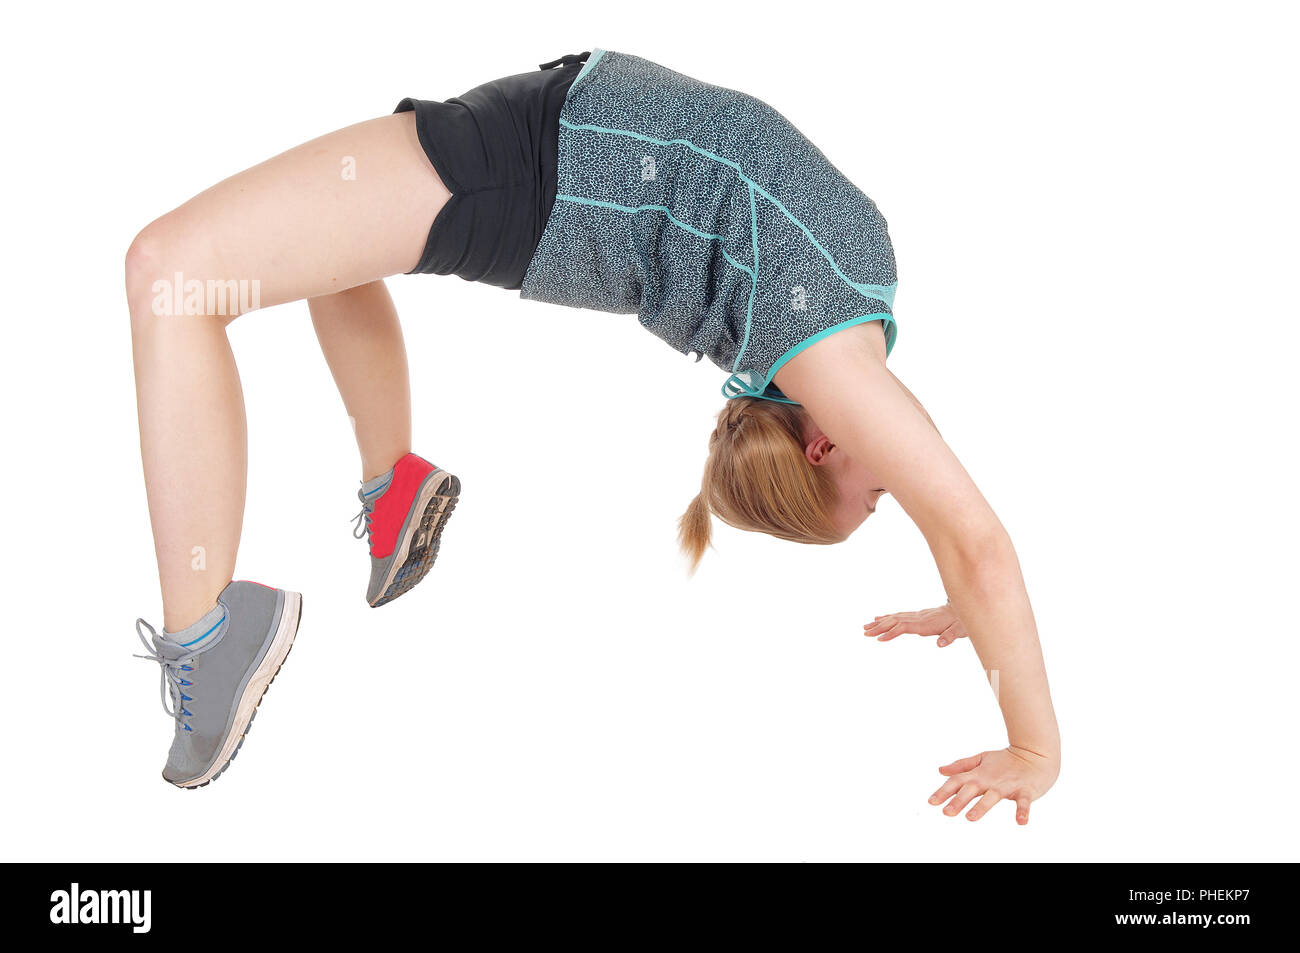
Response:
[936,523,1019,580]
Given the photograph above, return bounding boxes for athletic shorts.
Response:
[519,48,899,404]
[394,52,590,290]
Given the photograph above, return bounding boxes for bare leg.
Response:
[308,281,412,482]
[126,112,450,631]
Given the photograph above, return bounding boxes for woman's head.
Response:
[677,397,887,571]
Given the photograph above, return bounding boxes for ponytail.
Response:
[677,491,713,575]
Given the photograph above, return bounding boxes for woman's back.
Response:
[521,48,899,403]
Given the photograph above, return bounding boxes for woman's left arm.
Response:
[774,322,1060,824]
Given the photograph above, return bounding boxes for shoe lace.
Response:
[351,477,390,546]
[132,619,196,732]
[351,491,377,543]
[350,490,374,542]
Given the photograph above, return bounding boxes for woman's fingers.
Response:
[866,606,961,642]
[865,612,928,641]
[928,776,965,806]
[938,753,983,775]
[863,614,907,636]
[936,620,963,648]
[942,782,983,817]
[928,751,1043,824]
[965,791,1002,821]
[863,617,901,640]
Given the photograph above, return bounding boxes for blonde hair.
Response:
[678,397,845,572]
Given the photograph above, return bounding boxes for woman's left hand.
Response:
[864,603,967,647]
[929,747,1060,824]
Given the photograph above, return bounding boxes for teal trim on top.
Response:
[555,72,900,408]
[722,314,898,405]
[731,182,760,373]
[863,281,898,309]
[559,117,895,310]
[567,48,606,99]
[554,194,755,279]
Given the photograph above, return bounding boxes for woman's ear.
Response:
[805,433,835,466]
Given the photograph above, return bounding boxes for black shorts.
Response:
[394,51,590,290]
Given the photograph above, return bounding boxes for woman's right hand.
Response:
[863,603,967,647]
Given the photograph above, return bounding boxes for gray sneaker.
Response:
[134,580,302,788]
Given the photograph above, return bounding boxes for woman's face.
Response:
[802,417,888,537]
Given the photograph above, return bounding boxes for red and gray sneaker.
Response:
[352,453,460,607]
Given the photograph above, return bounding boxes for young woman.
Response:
[128,49,1059,822]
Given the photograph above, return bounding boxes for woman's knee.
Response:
[126,213,251,328]
[125,218,168,320]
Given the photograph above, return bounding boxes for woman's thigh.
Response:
[126,111,449,319]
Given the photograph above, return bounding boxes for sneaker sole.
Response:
[171,590,302,789]
[371,471,460,608]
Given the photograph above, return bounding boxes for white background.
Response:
[1,1,1296,861]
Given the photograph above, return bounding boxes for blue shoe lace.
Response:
[133,619,197,732]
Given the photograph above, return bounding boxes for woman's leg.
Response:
[126,112,450,631]
[308,281,412,482]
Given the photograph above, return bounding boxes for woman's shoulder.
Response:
[830,318,889,364]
